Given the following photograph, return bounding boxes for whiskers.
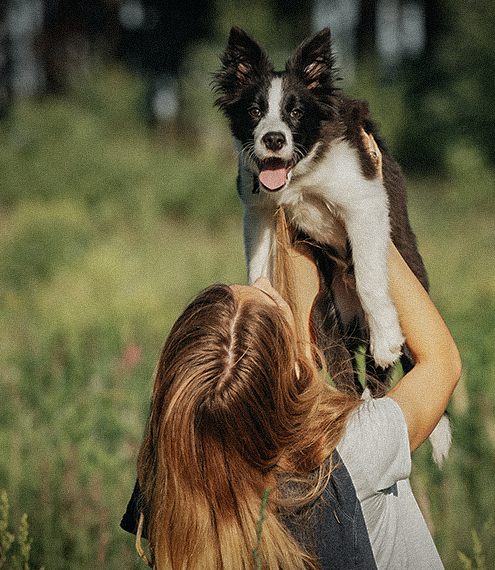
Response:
[292,143,307,163]
[239,141,258,165]
[237,139,308,171]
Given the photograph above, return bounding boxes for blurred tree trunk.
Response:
[0,2,12,118]
[356,0,378,58]
[393,0,454,174]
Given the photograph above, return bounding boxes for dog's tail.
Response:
[429,414,452,466]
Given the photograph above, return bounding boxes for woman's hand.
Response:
[361,128,383,181]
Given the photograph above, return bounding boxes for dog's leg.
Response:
[344,193,405,369]
[243,207,276,284]
[324,139,404,367]
[237,160,278,284]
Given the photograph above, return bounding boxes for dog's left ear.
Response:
[286,28,338,91]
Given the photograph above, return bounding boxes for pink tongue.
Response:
[259,163,287,191]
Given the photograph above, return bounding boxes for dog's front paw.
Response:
[369,321,405,369]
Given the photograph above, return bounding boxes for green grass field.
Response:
[0,64,494,569]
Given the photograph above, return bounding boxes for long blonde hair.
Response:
[136,210,361,569]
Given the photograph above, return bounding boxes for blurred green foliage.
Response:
[0,6,494,568]
[393,0,495,174]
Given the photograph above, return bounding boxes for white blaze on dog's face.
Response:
[252,77,295,191]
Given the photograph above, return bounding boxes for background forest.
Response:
[0,0,494,568]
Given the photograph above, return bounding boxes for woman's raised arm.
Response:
[386,242,462,452]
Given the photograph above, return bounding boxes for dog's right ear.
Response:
[213,27,274,109]
[286,28,338,92]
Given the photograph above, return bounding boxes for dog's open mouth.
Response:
[259,158,292,192]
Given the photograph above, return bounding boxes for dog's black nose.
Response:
[262,131,286,151]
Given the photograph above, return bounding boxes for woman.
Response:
[122,147,461,570]
[122,267,377,569]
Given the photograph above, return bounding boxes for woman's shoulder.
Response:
[337,396,411,494]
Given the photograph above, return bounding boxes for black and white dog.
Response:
[214,27,449,461]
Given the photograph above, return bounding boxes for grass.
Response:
[0,489,44,570]
[252,488,270,570]
[0,61,494,569]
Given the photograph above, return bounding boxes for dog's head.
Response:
[213,27,341,192]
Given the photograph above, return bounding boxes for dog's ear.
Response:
[213,27,274,108]
[286,28,338,91]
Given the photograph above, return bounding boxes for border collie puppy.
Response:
[214,26,429,372]
[214,26,453,464]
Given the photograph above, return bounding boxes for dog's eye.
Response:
[290,109,303,119]
[249,107,262,118]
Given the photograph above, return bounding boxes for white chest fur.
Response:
[238,138,405,369]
